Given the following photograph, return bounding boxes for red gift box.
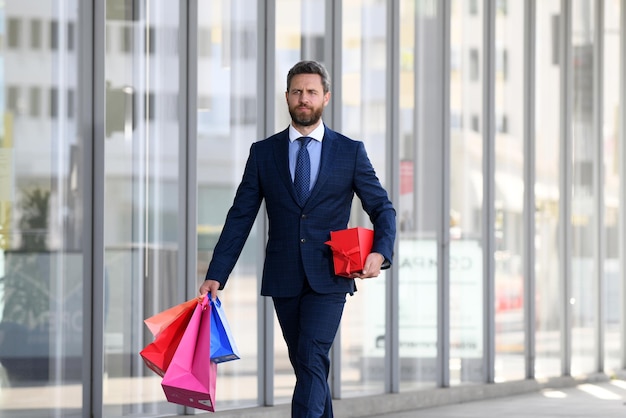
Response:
[325,227,374,278]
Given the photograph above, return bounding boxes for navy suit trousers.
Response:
[273,280,346,418]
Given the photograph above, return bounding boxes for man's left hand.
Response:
[350,252,385,279]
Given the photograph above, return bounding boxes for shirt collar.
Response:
[289,122,325,143]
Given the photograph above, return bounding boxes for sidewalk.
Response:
[200,375,626,418]
[364,379,626,418]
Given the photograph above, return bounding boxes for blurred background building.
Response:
[0,0,624,417]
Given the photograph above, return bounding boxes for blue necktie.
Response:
[294,137,312,205]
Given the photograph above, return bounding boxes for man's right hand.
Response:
[199,279,220,301]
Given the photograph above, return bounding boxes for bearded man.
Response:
[200,60,396,418]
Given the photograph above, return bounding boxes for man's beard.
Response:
[289,105,324,127]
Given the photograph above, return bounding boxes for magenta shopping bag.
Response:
[161,295,217,412]
[210,297,240,363]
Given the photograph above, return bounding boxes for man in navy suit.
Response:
[200,60,396,418]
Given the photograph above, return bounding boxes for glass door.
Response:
[0,1,84,417]
[103,1,183,415]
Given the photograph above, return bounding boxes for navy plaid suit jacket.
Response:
[205,126,396,297]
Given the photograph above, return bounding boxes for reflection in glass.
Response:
[340,0,388,398]
[0,1,83,417]
[196,0,259,409]
[602,0,622,373]
[273,0,327,404]
[570,0,597,376]
[494,1,525,382]
[449,0,484,385]
[103,1,182,415]
[534,0,562,379]
[397,0,440,391]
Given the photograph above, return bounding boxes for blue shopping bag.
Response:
[210,297,240,363]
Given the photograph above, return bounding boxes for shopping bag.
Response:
[140,301,196,377]
[144,297,199,338]
[161,294,217,412]
[210,297,240,363]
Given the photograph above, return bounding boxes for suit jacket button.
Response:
[300,238,306,243]
[301,214,307,219]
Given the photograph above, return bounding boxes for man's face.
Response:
[286,73,330,127]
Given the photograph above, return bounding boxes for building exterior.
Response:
[0,0,624,417]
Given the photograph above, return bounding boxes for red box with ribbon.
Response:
[325,227,374,278]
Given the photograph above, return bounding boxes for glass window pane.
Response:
[570,0,597,376]
[335,0,388,397]
[29,86,41,117]
[449,0,485,385]
[274,0,327,404]
[103,1,182,415]
[397,0,441,391]
[30,19,41,49]
[602,0,622,374]
[341,0,388,398]
[0,2,84,417]
[494,0,525,382]
[534,0,562,379]
[7,17,20,48]
[196,0,259,409]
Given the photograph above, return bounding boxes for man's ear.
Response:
[324,91,331,107]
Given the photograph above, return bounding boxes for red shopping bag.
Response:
[161,294,217,412]
[144,297,199,337]
[140,302,196,376]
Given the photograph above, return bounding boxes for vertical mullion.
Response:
[560,0,573,377]
[80,0,95,415]
[594,0,606,374]
[258,0,275,407]
[385,0,401,395]
[181,0,197,306]
[83,0,105,417]
[181,1,198,412]
[325,0,341,130]
[524,0,537,380]
[482,0,496,384]
[327,0,343,400]
[620,0,626,371]
[439,0,451,389]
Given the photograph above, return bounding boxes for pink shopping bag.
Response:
[161,294,217,412]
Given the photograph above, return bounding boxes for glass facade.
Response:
[534,0,563,379]
[449,0,485,384]
[339,0,390,398]
[0,1,625,417]
[396,0,442,391]
[1,1,84,416]
[196,0,259,410]
[494,0,525,383]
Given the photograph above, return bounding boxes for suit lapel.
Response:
[272,129,301,205]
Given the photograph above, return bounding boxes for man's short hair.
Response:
[286,61,331,94]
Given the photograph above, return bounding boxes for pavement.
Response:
[364,379,626,418]
[193,376,626,418]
